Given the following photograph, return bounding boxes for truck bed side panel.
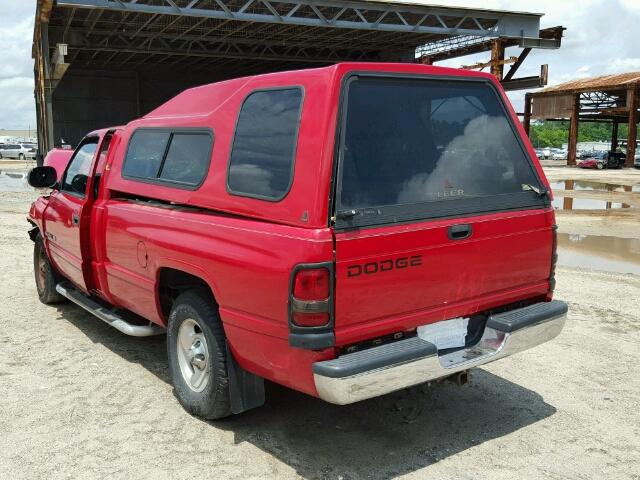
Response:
[95,199,334,395]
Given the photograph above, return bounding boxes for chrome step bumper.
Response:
[313,300,567,405]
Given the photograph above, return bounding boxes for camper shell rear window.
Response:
[334,74,548,229]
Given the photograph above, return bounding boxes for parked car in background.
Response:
[19,144,37,159]
[551,148,567,160]
[634,152,640,169]
[0,144,17,158]
[578,151,625,169]
[535,147,551,159]
[0,143,36,159]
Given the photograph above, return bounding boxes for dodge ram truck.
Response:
[27,62,567,419]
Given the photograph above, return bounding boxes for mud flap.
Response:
[226,341,265,414]
[28,225,39,242]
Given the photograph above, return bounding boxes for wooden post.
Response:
[611,120,619,152]
[567,94,580,166]
[523,93,532,136]
[490,39,505,81]
[626,86,638,168]
[563,180,574,211]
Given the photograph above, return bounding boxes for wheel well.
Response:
[157,268,217,321]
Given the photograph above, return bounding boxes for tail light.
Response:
[290,267,330,327]
[288,263,335,349]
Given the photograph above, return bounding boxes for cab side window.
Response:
[122,130,169,179]
[122,129,212,188]
[160,133,211,186]
[61,140,98,197]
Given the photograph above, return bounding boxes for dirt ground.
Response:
[1,167,639,479]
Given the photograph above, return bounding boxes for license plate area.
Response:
[417,315,487,352]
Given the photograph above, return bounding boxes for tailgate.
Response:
[333,209,554,345]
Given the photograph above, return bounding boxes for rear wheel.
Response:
[167,290,231,419]
[34,234,64,304]
[18,153,25,160]
[597,162,604,170]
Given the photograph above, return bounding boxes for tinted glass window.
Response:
[159,133,211,185]
[123,130,169,179]
[62,140,98,196]
[339,78,540,211]
[228,88,303,200]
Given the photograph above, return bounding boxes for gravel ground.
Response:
[1,187,639,480]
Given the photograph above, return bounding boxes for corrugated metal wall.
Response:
[51,67,244,147]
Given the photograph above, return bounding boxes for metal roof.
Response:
[39,0,546,72]
[534,72,640,96]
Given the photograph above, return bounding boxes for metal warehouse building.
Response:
[33,0,563,155]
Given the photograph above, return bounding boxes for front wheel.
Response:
[597,162,604,170]
[167,290,231,419]
[34,234,64,304]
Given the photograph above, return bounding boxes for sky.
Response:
[1,0,639,130]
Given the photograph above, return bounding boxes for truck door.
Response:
[43,135,107,292]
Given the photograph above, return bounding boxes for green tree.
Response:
[528,121,629,148]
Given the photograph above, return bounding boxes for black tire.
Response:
[33,234,65,304]
[167,290,231,419]
[18,153,25,160]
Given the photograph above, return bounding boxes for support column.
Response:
[490,39,505,81]
[611,120,619,152]
[41,23,55,153]
[523,93,532,136]
[567,94,580,166]
[626,86,637,168]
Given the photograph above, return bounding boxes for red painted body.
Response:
[29,63,556,398]
[43,148,74,180]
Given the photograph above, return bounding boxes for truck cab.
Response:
[28,63,567,418]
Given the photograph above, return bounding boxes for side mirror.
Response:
[28,166,58,189]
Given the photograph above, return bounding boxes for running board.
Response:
[56,283,165,337]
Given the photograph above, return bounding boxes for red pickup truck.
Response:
[27,62,567,419]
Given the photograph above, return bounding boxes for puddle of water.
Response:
[552,197,625,210]
[549,180,640,193]
[557,233,640,275]
[550,180,638,210]
[0,171,32,192]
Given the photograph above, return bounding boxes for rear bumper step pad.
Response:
[313,300,567,404]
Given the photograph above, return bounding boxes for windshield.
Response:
[336,76,545,227]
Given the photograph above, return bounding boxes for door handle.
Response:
[448,224,472,240]
[72,212,80,225]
